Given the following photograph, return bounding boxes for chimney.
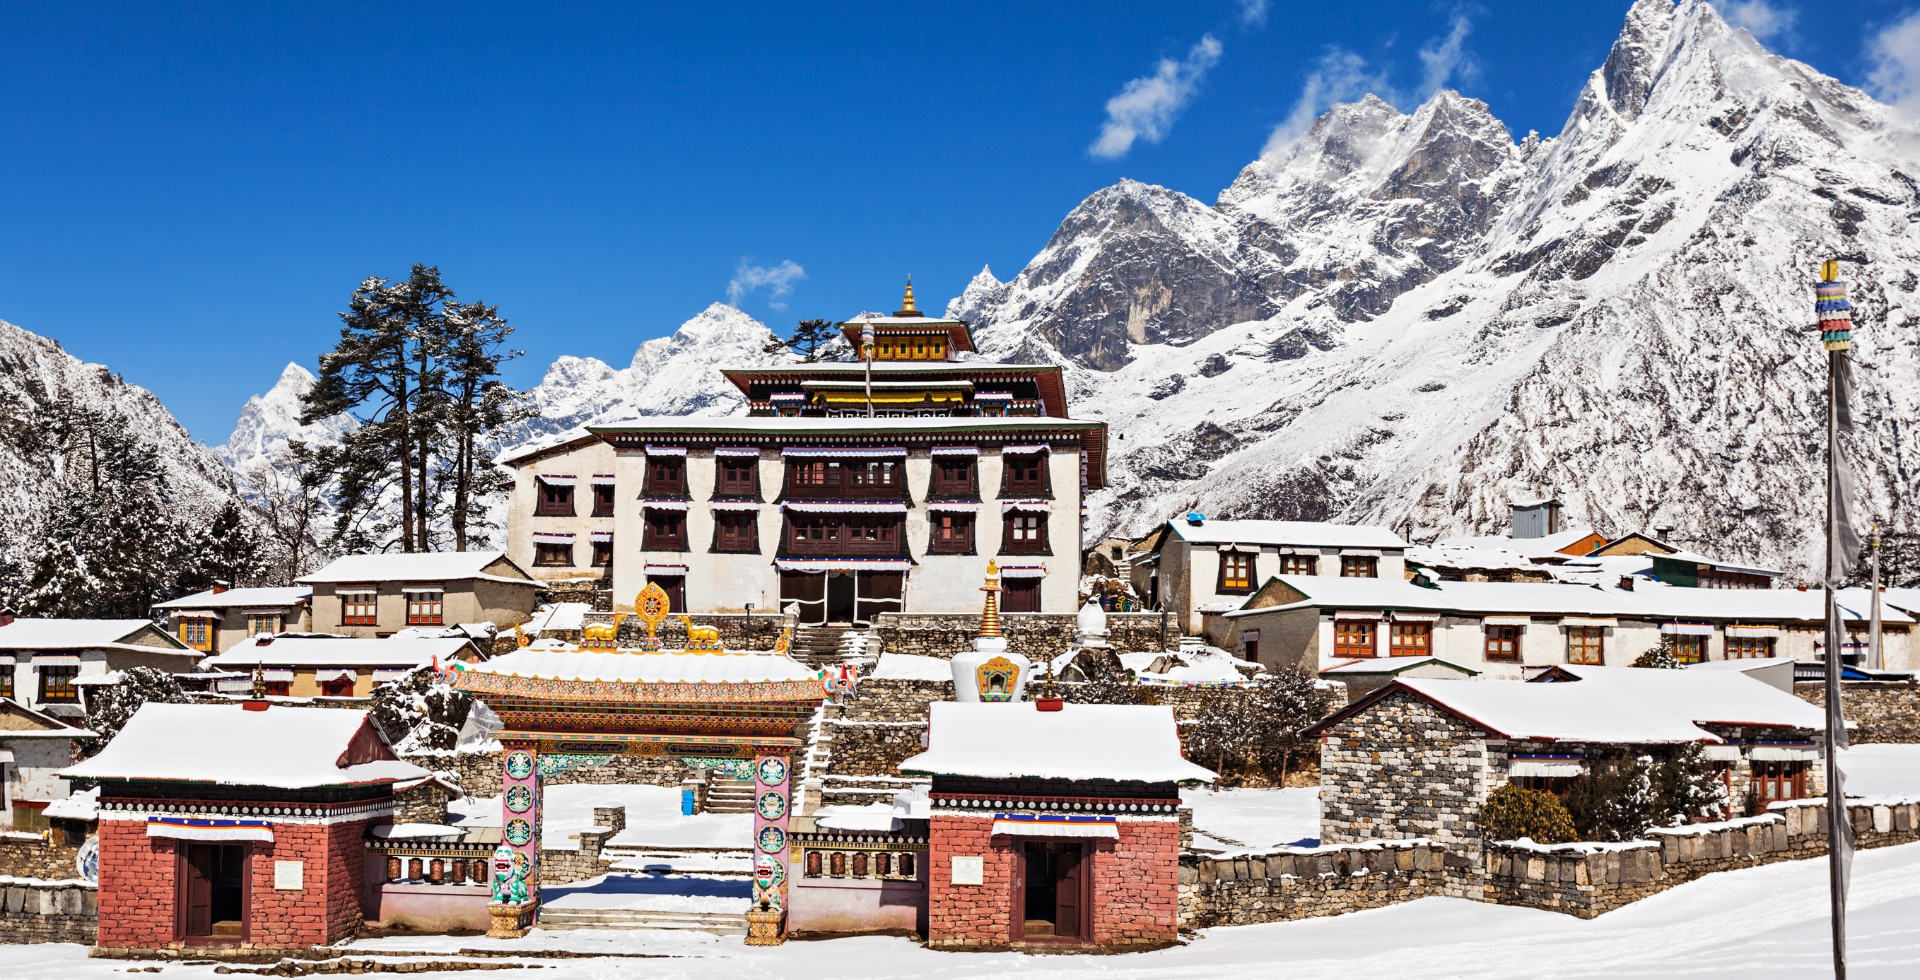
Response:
[211,580,231,595]
[1653,524,1675,542]
[1186,512,1205,526]
[0,607,14,629]
[1619,576,1635,592]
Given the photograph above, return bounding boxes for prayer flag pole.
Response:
[1816,258,1857,980]
[862,313,875,419]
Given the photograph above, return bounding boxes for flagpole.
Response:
[862,313,874,419]
[1870,527,1882,671]
[1816,259,1854,980]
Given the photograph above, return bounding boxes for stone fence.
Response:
[872,612,1173,661]
[1179,839,1469,929]
[539,807,626,886]
[0,833,86,881]
[1795,681,1920,742]
[0,876,97,944]
[1481,795,1920,918]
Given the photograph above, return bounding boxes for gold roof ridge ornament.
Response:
[978,560,1003,639]
[893,275,922,318]
[634,583,672,651]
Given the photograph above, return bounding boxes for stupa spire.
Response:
[893,275,923,318]
[978,560,1003,639]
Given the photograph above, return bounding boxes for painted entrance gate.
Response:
[449,584,829,941]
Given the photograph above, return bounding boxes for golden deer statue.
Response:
[678,616,723,650]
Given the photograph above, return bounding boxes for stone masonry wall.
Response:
[1317,690,1493,855]
[0,877,97,944]
[1794,681,1920,742]
[539,807,626,885]
[0,835,86,880]
[408,749,691,800]
[596,612,799,651]
[873,612,1173,661]
[1179,840,1466,929]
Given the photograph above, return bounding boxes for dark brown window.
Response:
[1341,556,1378,578]
[644,509,687,551]
[715,511,759,552]
[591,483,616,517]
[1727,636,1774,659]
[1335,620,1375,658]
[790,460,838,489]
[1002,577,1041,613]
[934,456,976,496]
[591,540,613,566]
[0,665,12,699]
[650,576,686,613]
[1485,625,1521,662]
[340,588,379,624]
[534,542,573,567]
[1002,513,1048,554]
[536,481,574,516]
[929,513,974,553]
[38,665,79,703]
[717,456,759,496]
[1240,630,1260,663]
[1001,451,1049,496]
[785,515,901,556]
[790,514,833,545]
[1282,554,1317,576]
[646,456,685,497]
[848,460,896,487]
[320,674,357,697]
[1389,622,1431,656]
[1750,760,1807,804]
[1218,552,1255,593]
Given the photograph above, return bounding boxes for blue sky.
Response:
[3,0,1917,442]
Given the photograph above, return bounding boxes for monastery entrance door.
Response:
[826,572,856,623]
[780,572,827,625]
[180,843,247,941]
[1016,841,1086,941]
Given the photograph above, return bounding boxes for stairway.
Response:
[703,777,756,814]
[536,906,748,937]
[792,624,853,667]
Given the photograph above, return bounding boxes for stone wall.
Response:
[873,612,1173,661]
[0,876,97,944]
[827,723,928,778]
[1179,840,1465,929]
[1794,681,1920,742]
[1316,689,1493,855]
[539,807,626,886]
[0,834,85,880]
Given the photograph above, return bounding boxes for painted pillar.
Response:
[500,739,543,918]
[750,751,792,929]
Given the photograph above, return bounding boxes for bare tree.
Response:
[242,446,331,584]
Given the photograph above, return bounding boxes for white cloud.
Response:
[726,259,806,310]
[1870,9,1920,116]
[1418,13,1478,97]
[1262,48,1396,156]
[1238,0,1269,28]
[1716,1,1798,42]
[1089,35,1225,160]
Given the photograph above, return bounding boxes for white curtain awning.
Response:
[645,445,687,456]
[1218,543,1261,553]
[536,474,577,485]
[714,446,761,456]
[1661,623,1715,636]
[991,818,1118,839]
[172,610,220,619]
[214,679,254,693]
[259,669,294,681]
[32,655,82,666]
[1342,548,1384,557]
[371,669,412,682]
[590,531,614,542]
[1727,626,1781,638]
[531,532,575,543]
[1001,443,1049,454]
[589,474,618,485]
[642,500,690,511]
[1277,547,1324,556]
[335,586,378,595]
[1392,612,1442,623]
[1332,611,1386,621]
[1563,618,1617,628]
[781,446,907,458]
[645,564,689,574]
[775,559,912,572]
[1751,745,1819,761]
[927,501,977,512]
[784,501,907,513]
[313,669,355,683]
[1510,760,1585,778]
[1701,745,1742,761]
[401,584,443,594]
[710,501,761,511]
[998,566,1046,578]
[1483,616,1532,626]
[147,818,273,842]
[930,445,981,456]
[1001,500,1051,513]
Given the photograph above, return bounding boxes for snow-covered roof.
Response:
[203,635,474,670]
[1321,655,1479,677]
[1653,550,1786,578]
[587,415,1098,434]
[1308,667,1827,744]
[0,618,192,654]
[1436,527,1603,559]
[1169,519,1406,549]
[466,646,821,684]
[297,551,538,587]
[154,587,311,611]
[898,702,1217,783]
[0,698,98,738]
[524,603,594,634]
[60,703,428,789]
[41,787,99,821]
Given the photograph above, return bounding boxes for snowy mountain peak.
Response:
[945,265,1007,322]
[629,303,770,373]
[218,361,356,473]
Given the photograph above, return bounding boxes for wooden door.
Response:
[1053,845,1083,939]
[650,576,686,613]
[183,845,214,937]
[780,572,826,624]
[1002,578,1040,613]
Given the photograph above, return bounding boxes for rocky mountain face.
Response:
[216,362,357,474]
[0,318,243,550]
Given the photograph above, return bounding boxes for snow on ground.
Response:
[448,784,751,849]
[1839,744,1920,797]
[868,652,950,681]
[7,841,1920,977]
[1182,785,1321,850]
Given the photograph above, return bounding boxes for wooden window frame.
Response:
[717,457,759,497]
[1567,626,1604,665]
[37,665,79,704]
[928,513,974,554]
[1727,636,1774,659]
[1670,634,1707,665]
[1750,760,1808,805]
[1389,622,1431,656]
[245,613,281,637]
[1341,556,1379,578]
[1001,513,1049,555]
[406,591,444,626]
[1000,452,1051,498]
[933,458,977,497]
[533,542,574,567]
[643,509,689,552]
[1334,620,1376,659]
[591,483,616,517]
[319,675,357,698]
[535,481,575,517]
[1217,552,1256,594]
[1001,577,1041,613]
[1281,554,1317,576]
[1485,625,1522,663]
[180,619,212,650]
[591,540,613,566]
[645,457,686,498]
[340,589,379,626]
[714,512,759,553]
[0,665,11,699]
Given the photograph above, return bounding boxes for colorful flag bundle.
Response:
[1816,268,1852,351]
[860,317,874,359]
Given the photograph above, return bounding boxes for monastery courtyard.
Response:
[8,746,1919,980]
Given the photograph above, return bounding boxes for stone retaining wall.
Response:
[1795,681,1920,742]
[405,749,692,800]
[1178,840,1468,929]
[826,722,928,778]
[0,877,97,944]
[539,807,626,886]
[593,613,798,651]
[0,834,86,881]
[872,612,1172,661]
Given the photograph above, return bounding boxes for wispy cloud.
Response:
[1089,34,1225,160]
[1869,9,1920,116]
[1238,0,1269,28]
[727,259,806,311]
[1261,11,1479,158]
[1715,1,1798,42]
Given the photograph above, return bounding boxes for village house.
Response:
[152,586,312,654]
[199,635,484,698]
[0,611,200,717]
[295,552,540,639]
[1127,515,1409,638]
[500,285,1109,622]
[0,697,96,833]
[61,701,427,951]
[1416,500,1785,590]
[1301,666,1831,856]
[1218,574,1913,677]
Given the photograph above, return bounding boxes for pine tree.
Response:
[198,502,267,588]
[1847,529,1920,589]
[434,299,532,551]
[1249,667,1339,784]
[1563,757,1657,841]
[1631,636,1683,669]
[1650,743,1729,826]
[762,319,842,362]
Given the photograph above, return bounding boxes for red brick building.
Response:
[899,701,1213,950]
[61,702,427,952]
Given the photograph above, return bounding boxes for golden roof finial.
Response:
[978,560,1003,639]
[893,275,922,317]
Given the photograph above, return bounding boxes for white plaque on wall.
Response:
[950,855,983,886]
[274,860,304,891]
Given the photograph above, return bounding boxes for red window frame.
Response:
[717,457,759,496]
[340,588,378,625]
[1485,625,1521,663]
[319,675,357,697]
[1002,513,1048,554]
[1389,622,1431,656]
[1001,453,1049,496]
[591,483,616,517]
[929,513,974,553]
[1335,620,1375,658]
[406,590,444,626]
[1750,760,1808,804]
[533,542,573,567]
[934,457,976,496]
[715,512,758,553]
[644,509,687,551]
[645,457,685,497]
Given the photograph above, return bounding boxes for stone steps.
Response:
[536,906,747,936]
[704,776,757,813]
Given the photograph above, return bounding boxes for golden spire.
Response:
[893,275,923,318]
[978,560,1003,639]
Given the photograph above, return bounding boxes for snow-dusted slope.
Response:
[217,363,357,474]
